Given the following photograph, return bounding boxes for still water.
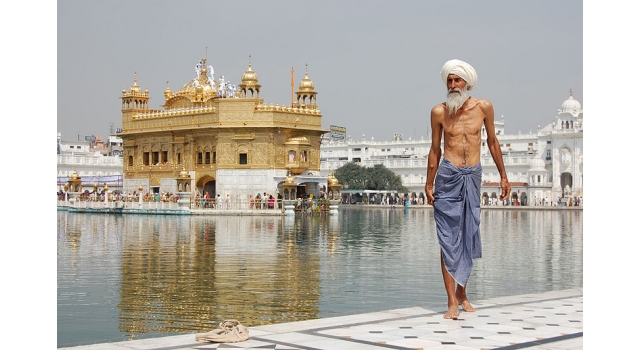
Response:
[57,208,582,348]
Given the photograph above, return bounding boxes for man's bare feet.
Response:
[455,288,476,313]
[459,299,476,312]
[444,304,459,319]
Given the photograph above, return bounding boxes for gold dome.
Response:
[178,166,190,178]
[70,170,80,180]
[298,64,315,92]
[285,172,296,184]
[327,173,340,186]
[175,58,216,98]
[241,55,259,85]
[129,73,142,93]
[177,77,214,95]
[164,81,173,98]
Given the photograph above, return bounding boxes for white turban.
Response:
[441,59,477,90]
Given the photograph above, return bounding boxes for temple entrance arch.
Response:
[196,175,216,196]
[561,172,573,195]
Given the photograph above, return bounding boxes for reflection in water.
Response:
[57,209,582,347]
[116,216,322,337]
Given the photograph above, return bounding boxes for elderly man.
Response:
[425,59,510,319]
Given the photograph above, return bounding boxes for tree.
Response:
[334,162,408,192]
[367,164,407,192]
[334,162,367,190]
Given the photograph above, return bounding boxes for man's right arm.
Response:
[425,105,443,205]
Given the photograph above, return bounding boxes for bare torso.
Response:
[435,98,487,168]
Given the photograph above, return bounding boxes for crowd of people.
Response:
[58,188,582,209]
[533,196,582,207]
[192,192,284,210]
[57,190,181,203]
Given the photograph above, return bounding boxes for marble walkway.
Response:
[60,288,582,350]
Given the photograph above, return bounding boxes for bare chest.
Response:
[441,113,484,139]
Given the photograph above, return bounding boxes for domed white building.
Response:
[320,91,583,206]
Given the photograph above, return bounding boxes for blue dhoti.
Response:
[433,158,482,287]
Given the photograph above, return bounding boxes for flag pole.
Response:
[291,67,294,106]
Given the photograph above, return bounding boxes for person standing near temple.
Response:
[425,59,510,319]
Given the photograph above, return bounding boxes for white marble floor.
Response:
[60,288,582,350]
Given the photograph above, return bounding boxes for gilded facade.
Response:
[118,57,328,199]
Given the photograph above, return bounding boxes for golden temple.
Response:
[118,56,328,199]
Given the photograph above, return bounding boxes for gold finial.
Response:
[248,54,252,67]
[570,88,573,96]
[285,169,295,184]
[179,165,190,178]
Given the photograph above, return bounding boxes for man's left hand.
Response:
[499,178,511,200]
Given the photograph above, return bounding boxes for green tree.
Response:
[367,164,407,192]
[334,162,408,192]
[334,162,367,190]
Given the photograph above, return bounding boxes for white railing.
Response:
[191,198,284,211]
[57,197,286,212]
[57,154,123,166]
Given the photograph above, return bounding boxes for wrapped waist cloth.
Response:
[433,158,482,287]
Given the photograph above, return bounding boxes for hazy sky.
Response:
[57,0,582,141]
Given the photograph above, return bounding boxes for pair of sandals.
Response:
[196,319,249,343]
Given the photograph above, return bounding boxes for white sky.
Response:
[55,0,583,141]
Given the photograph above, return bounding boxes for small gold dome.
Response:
[242,56,259,85]
[70,170,80,180]
[298,64,315,92]
[129,73,141,93]
[285,172,296,184]
[164,81,173,98]
[328,173,340,186]
[178,167,190,178]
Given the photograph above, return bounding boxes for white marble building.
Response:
[319,92,583,205]
[57,133,124,192]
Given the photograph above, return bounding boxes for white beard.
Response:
[445,87,470,117]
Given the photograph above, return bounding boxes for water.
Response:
[57,208,583,348]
